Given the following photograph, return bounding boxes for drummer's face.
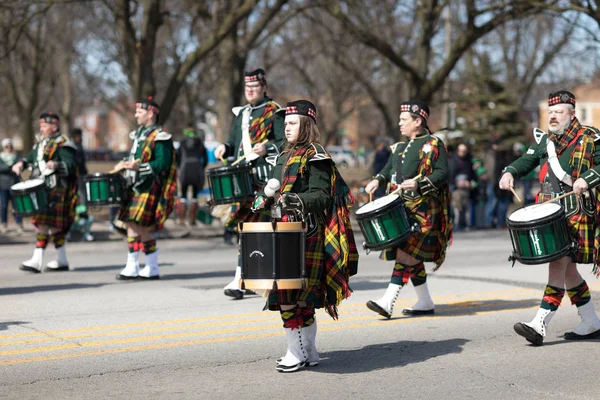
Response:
[135,108,153,127]
[40,121,56,138]
[284,115,301,143]
[548,104,573,134]
[245,83,264,105]
[398,112,419,137]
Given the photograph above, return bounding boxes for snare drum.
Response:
[207,164,254,205]
[10,179,49,217]
[355,193,412,251]
[239,221,306,290]
[507,202,573,265]
[84,173,125,206]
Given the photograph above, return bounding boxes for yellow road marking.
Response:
[0,304,538,366]
[0,297,538,357]
[0,287,540,340]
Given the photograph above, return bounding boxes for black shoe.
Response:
[45,265,69,272]
[138,275,160,280]
[20,265,41,273]
[366,301,391,319]
[402,308,435,316]
[224,289,244,299]
[116,274,138,280]
[514,322,544,346]
[244,289,256,295]
[564,328,600,341]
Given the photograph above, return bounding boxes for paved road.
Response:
[0,229,599,399]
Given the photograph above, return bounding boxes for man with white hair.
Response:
[499,90,600,345]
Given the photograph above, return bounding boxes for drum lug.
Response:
[271,280,279,291]
[508,254,516,268]
[240,279,246,290]
[361,242,371,255]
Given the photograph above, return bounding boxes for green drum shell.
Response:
[207,164,254,205]
[507,206,572,265]
[84,173,125,206]
[356,197,411,251]
[10,181,49,217]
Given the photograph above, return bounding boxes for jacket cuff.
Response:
[139,162,153,178]
[501,166,519,179]
[374,174,387,185]
[417,176,437,196]
[581,169,600,189]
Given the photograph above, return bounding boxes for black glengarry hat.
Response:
[39,112,60,123]
[548,90,575,107]
[136,96,160,114]
[244,68,267,85]
[285,100,317,122]
[400,100,430,122]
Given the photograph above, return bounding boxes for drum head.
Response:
[508,202,562,222]
[356,194,400,215]
[11,178,45,191]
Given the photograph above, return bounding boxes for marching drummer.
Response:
[12,112,79,272]
[213,68,285,299]
[114,97,177,280]
[364,100,452,318]
[499,90,600,345]
[251,100,359,372]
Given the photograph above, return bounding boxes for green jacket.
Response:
[223,97,285,168]
[128,124,174,192]
[260,144,332,214]
[23,132,77,183]
[375,133,448,197]
[503,125,600,189]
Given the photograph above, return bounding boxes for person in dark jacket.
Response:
[372,139,391,198]
[175,127,208,226]
[0,138,23,234]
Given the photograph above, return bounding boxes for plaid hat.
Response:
[399,100,430,122]
[39,112,60,123]
[548,90,575,107]
[244,68,267,85]
[136,96,160,114]
[285,100,317,122]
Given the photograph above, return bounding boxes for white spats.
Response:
[21,248,44,273]
[117,251,140,279]
[139,251,160,279]
[366,283,403,318]
[276,327,307,373]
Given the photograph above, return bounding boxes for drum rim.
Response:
[240,278,305,290]
[356,194,401,216]
[10,178,46,192]
[83,173,123,181]
[356,198,406,221]
[362,232,411,251]
[240,221,304,232]
[207,164,253,175]
[507,202,562,223]
[507,206,565,228]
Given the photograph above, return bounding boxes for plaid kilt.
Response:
[32,185,77,232]
[119,182,162,229]
[566,208,594,264]
[381,194,448,264]
[266,224,326,311]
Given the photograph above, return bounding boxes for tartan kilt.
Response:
[381,194,447,263]
[119,182,162,229]
[266,224,326,311]
[566,210,594,264]
[32,185,77,232]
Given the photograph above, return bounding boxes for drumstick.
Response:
[219,156,226,164]
[509,187,521,203]
[390,174,422,195]
[231,139,269,166]
[369,191,373,203]
[543,190,576,203]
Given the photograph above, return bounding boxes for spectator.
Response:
[484,136,514,228]
[0,139,24,234]
[67,128,93,241]
[372,139,391,198]
[175,127,208,226]
[449,143,476,230]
